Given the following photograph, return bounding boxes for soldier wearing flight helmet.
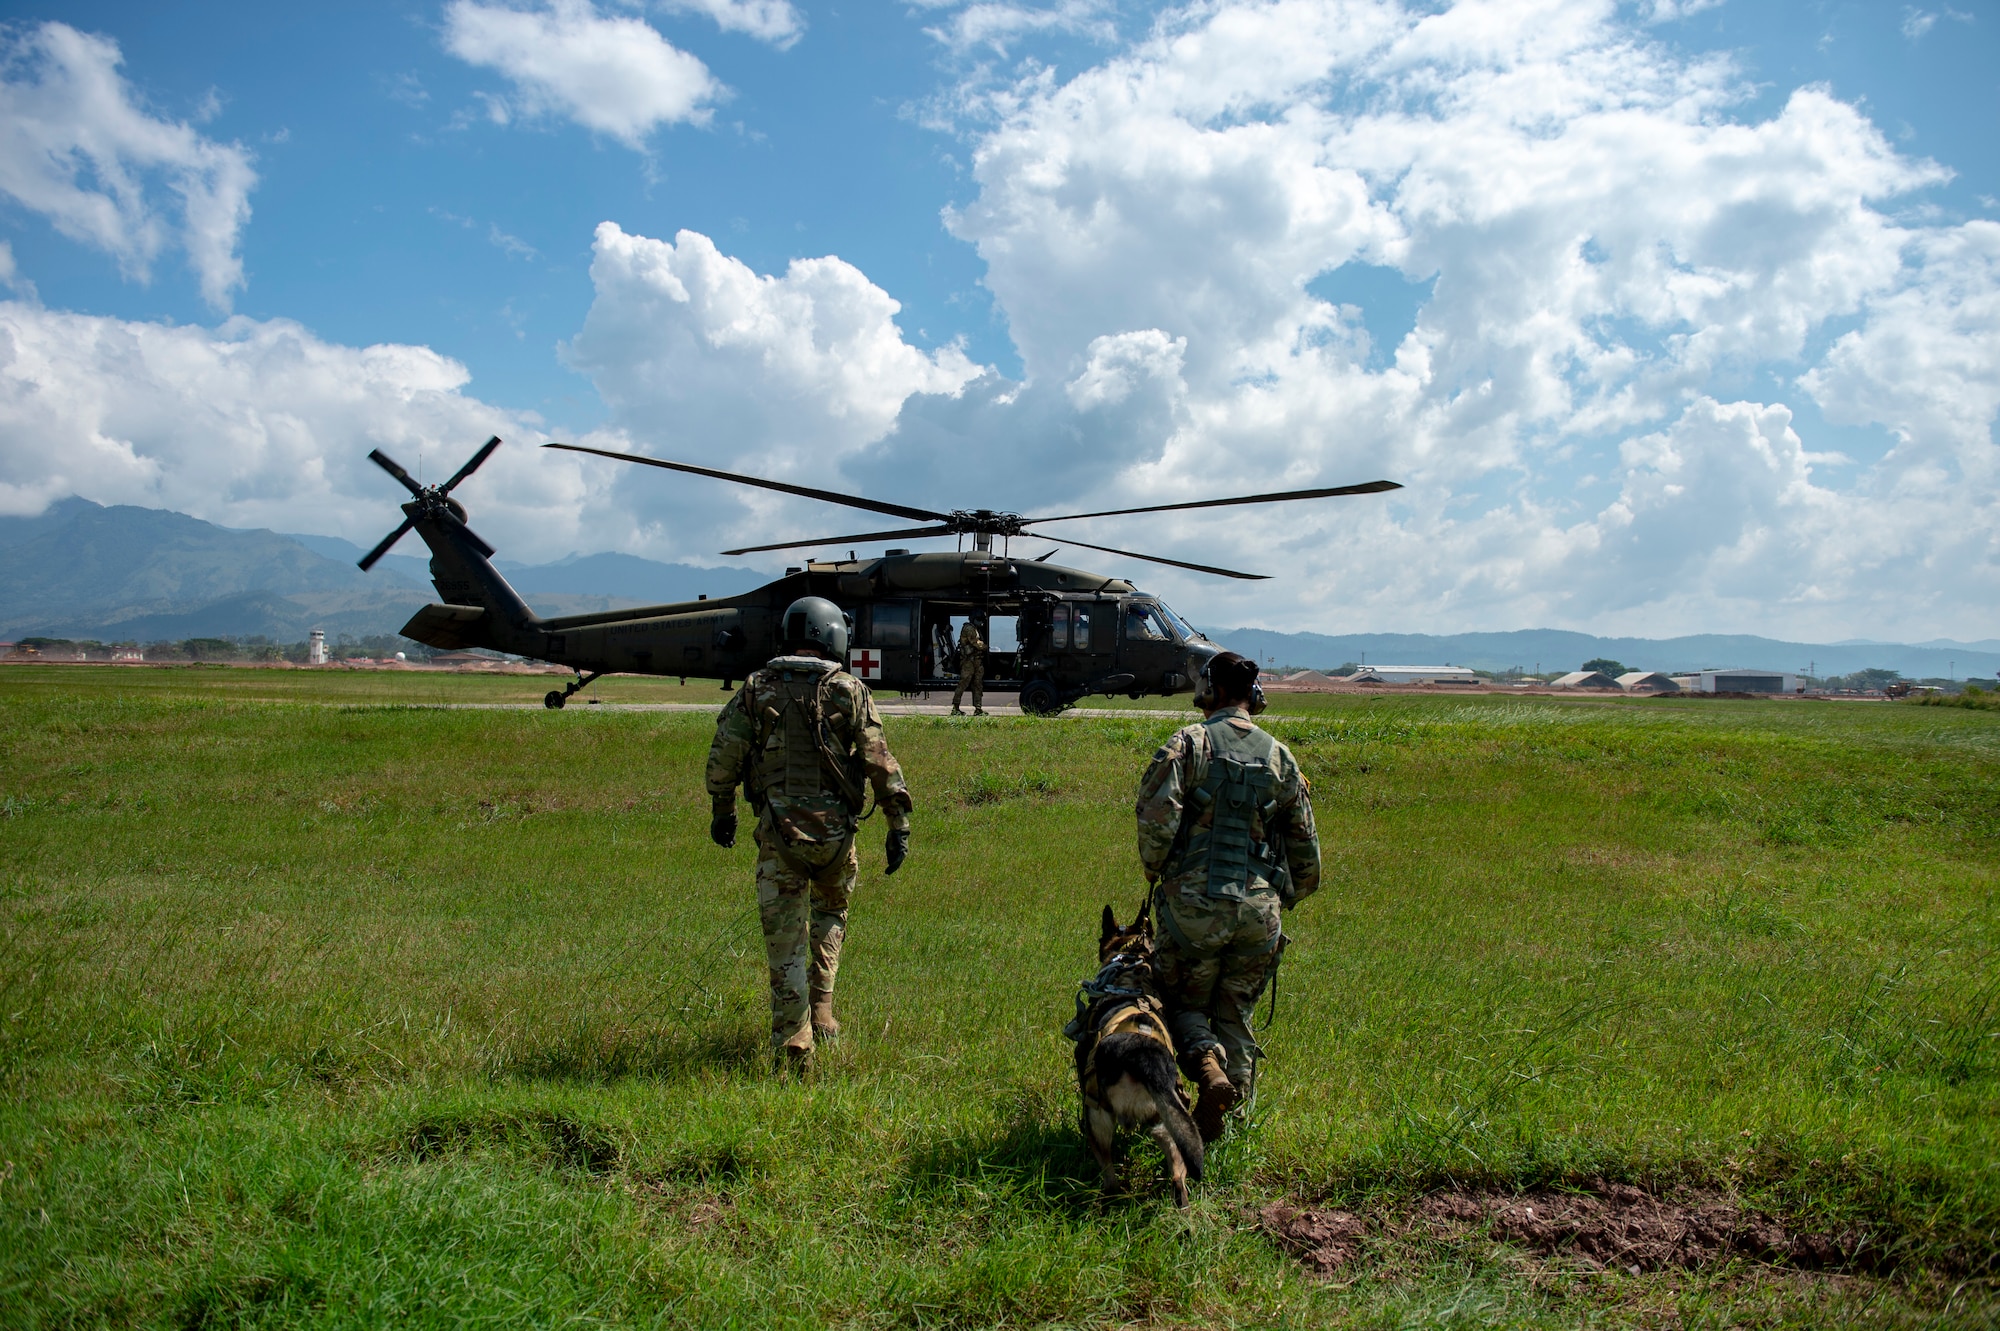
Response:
[706,596,913,1071]
[1134,650,1320,1140]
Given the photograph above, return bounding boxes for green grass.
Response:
[1,666,1996,1327]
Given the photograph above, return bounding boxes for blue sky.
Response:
[1,1,1995,640]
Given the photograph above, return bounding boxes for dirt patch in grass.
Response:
[1261,1182,1867,1277]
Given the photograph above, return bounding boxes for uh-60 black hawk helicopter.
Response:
[356,437,1399,713]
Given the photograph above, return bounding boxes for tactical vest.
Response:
[1168,715,1287,900]
[747,658,864,863]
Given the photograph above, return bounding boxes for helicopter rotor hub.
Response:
[947,509,1029,537]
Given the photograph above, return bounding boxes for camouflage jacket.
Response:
[958,621,984,656]
[707,656,912,848]
[1135,706,1320,904]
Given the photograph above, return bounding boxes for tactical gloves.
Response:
[885,826,910,875]
[710,795,737,849]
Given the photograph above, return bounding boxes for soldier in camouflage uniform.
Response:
[951,617,986,716]
[1135,650,1319,1141]
[707,596,913,1070]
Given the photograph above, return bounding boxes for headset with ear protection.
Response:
[1194,658,1215,709]
[1196,656,1267,715]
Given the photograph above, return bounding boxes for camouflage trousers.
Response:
[753,822,856,1053]
[952,660,984,711]
[1153,888,1282,1090]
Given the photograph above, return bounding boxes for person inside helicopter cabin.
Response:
[706,596,913,1072]
[951,616,987,716]
[1134,650,1320,1142]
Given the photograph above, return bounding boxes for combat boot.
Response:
[1192,1048,1237,1143]
[810,991,840,1044]
[780,1042,815,1077]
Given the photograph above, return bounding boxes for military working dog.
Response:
[1073,903,1204,1207]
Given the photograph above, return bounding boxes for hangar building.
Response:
[1697,669,1800,694]
[1551,670,1620,690]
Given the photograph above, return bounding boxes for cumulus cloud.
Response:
[925,1,1118,56]
[0,300,630,562]
[7,1,1995,641]
[1067,329,1186,411]
[0,22,256,310]
[906,0,1998,639]
[659,0,805,48]
[568,222,980,458]
[0,220,990,573]
[443,0,722,146]
[1803,221,2000,458]
[0,240,31,300]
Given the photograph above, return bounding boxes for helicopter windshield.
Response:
[1155,602,1198,641]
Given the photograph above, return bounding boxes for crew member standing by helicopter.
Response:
[1135,651,1319,1141]
[707,596,913,1071]
[952,616,987,716]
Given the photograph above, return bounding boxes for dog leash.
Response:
[1261,932,1288,1030]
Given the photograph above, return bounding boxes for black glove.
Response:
[710,796,737,849]
[885,826,910,875]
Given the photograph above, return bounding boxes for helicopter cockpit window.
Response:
[869,601,914,647]
[1124,603,1170,641]
[1049,604,1071,649]
[1156,602,1195,641]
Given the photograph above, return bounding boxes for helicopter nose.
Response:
[1179,641,1221,692]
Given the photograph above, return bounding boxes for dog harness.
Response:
[1078,993,1174,1101]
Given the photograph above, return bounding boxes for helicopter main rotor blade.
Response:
[358,517,416,571]
[441,436,501,494]
[544,442,948,524]
[720,524,955,556]
[1021,530,1268,580]
[368,449,425,497]
[1027,478,1401,524]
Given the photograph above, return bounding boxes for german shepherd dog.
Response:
[1074,902,1204,1207]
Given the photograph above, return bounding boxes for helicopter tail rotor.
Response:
[358,437,501,570]
[358,516,418,572]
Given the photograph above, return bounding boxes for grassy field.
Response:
[1,665,1995,1327]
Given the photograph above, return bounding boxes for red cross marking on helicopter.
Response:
[849,649,881,678]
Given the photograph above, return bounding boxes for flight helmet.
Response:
[782,596,850,659]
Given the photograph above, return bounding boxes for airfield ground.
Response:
[1,666,1994,1327]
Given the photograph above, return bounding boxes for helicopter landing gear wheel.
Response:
[1019,679,1062,716]
[544,690,566,710]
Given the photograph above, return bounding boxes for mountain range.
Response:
[1207,628,2000,682]
[2,498,1990,679]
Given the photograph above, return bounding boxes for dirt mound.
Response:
[1259,1205,1368,1274]
[1262,1183,1863,1276]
